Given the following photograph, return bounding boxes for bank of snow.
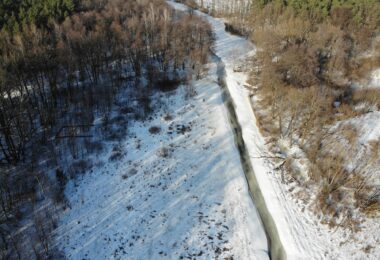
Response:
[170,1,380,259]
[169,1,315,259]
[53,56,269,259]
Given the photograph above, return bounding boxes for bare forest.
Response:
[0,0,213,258]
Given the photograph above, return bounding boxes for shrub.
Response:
[68,160,92,179]
[156,147,171,158]
[149,126,161,134]
[109,145,124,161]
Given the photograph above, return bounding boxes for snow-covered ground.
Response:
[338,111,380,185]
[347,111,380,145]
[170,1,380,259]
[370,69,380,88]
[53,54,269,258]
[52,1,379,259]
[192,0,252,14]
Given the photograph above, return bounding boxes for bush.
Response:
[156,147,171,158]
[109,145,124,161]
[149,126,161,134]
[68,160,92,179]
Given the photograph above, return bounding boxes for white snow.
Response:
[53,1,379,259]
[168,2,314,258]
[333,112,380,185]
[192,0,252,14]
[354,68,380,89]
[369,68,380,88]
[347,111,380,145]
[170,1,380,260]
[53,55,269,258]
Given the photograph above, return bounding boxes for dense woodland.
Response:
[199,0,380,226]
[0,0,77,32]
[0,0,212,258]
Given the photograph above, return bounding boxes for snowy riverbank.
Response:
[53,53,269,258]
[169,1,380,259]
[169,2,307,259]
[53,1,379,259]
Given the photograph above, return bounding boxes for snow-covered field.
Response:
[53,54,269,258]
[170,1,380,259]
[52,1,379,259]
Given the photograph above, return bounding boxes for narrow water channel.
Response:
[214,53,286,260]
[168,1,287,259]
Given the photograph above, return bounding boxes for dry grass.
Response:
[335,103,362,120]
[352,88,380,109]
[252,79,380,225]
[340,124,359,145]
[356,188,380,216]
[369,140,380,159]
[351,54,380,81]
[312,153,371,228]
[351,58,373,80]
